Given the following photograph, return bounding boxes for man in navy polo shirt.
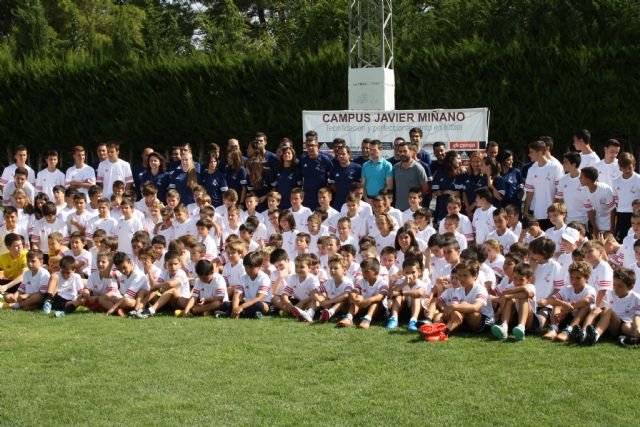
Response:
[299,131,332,210]
[328,145,362,209]
[361,139,393,204]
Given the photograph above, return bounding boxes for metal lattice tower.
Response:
[348,0,394,69]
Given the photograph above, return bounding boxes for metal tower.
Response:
[347,0,395,110]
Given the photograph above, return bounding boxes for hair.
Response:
[69,231,85,245]
[243,251,263,268]
[529,237,555,260]
[614,268,636,288]
[574,129,591,144]
[328,254,347,269]
[457,259,480,277]
[402,257,422,272]
[528,140,546,152]
[194,259,214,277]
[246,157,265,190]
[162,250,180,265]
[475,187,492,202]
[59,255,77,271]
[166,189,180,201]
[444,213,460,226]
[484,156,501,177]
[568,260,591,278]
[583,240,606,259]
[580,166,598,182]
[48,231,65,244]
[394,226,419,252]
[4,233,23,248]
[618,152,636,168]
[521,214,539,229]
[514,263,534,278]
[508,242,529,259]
[27,249,44,262]
[563,151,581,168]
[147,152,167,173]
[504,253,524,266]
[492,208,507,220]
[483,238,502,254]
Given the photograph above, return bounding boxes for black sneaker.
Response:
[571,325,585,344]
[585,325,597,346]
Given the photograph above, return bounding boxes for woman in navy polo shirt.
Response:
[500,149,524,208]
[169,152,200,205]
[460,151,485,217]
[481,156,506,207]
[140,152,170,204]
[274,146,301,210]
[199,152,228,207]
[246,157,274,211]
[224,149,248,205]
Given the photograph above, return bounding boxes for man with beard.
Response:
[392,142,429,211]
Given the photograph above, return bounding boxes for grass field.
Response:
[0,310,637,426]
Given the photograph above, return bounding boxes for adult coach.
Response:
[393,142,429,211]
[361,139,393,204]
[299,131,332,210]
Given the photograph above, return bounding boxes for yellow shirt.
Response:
[0,250,28,280]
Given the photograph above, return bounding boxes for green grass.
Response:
[0,311,636,426]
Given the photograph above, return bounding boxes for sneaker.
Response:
[571,325,585,344]
[407,319,418,332]
[491,323,508,341]
[53,310,65,318]
[174,310,184,317]
[585,325,597,346]
[214,310,227,318]
[255,311,263,319]
[319,309,331,324]
[542,329,558,340]
[386,316,398,330]
[426,332,449,342]
[512,325,526,341]
[130,309,149,319]
[298,309,313,323]
[277,309,288,317]
[358,318,371,329]
[42,299,52,315]
[127,309,141,318]
[75,305,89,313]
[290,306,304,321]
[1,302,11,309]
[555,328,571,343]
[336,317,353,328]
[620,336,640,346]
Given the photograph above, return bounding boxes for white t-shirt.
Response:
[283,274,319,300]
[588,260,613,301]
[472,206,496,245]
[55,271,85,301]
[87,271,118,296]
[0,222,30,254]
[373,231,397,253]
[555,173,589,223]
[2,181,35,207]
[0,164,36,187]
[605,290,640,322]
[65,164,96,196]
[157,269,190,298]
[96,159,133,199]
[524,161,564,220]
[63,249,92,277]
[438,213,474,242]
[116,268,150,299]
[35,168,65,200]
[339,201,373,219]
[580,152,600,169]
[612,172,640,213]
[595,159,620,189]
[192,274,228,301]
[487,255,505,278]
[454,282,494,319]
[19,268,50,294]
[86,216,118,239]
[543,225,566,254]
[32,217,68,252]
[291,206,312,230]
[553,284,596,309]
[355,276,389,299]
[534,259,564,302]
[222,262,246,289]
[619,233,640,268]
[199,235,219,260]
[236,271,272,302]
[317,276,354,299]
[115,217,146,255]
[583,182,616,231]
[66,211,94,236]
[486,229,517,254]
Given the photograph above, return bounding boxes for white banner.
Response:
[302,108,490,161]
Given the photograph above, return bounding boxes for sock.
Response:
[306,308,315,318]
[550,324,558,332]
[517,324,524,329]
[148,306,156,315]
[594,331,600,342]
[346,313,353,320]
[424,316,432,323]
[362,315,371,321]
[327,308,334,318]
[410,317,417,322]
[11,303,19,309]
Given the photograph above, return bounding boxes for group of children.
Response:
[0,141,639,347]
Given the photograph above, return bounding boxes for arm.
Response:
[105,297,125,315]
[450,300,484,314]
[385,176,393,192]
[0,272,25,294]
[502,286,534,299]
[524,191,533,213]
[588,210,599,237]
[183,296,197,316]
[239,292,266,310]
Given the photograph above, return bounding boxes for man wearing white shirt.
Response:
[594,139,621,188]
[524,140,564,230]
[65,146,96,197]
[573,129,600,169]
[580,166,615,237]
[555,152,589,227]
[0,145,36,193]
[96,142,134,198]
[36,150,66,200]
[612,152,640,242]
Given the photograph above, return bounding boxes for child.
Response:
[81,252,119,312]
[278,210,298,258]
[505,204,522,238]
[283,254,321,321]
[96,141,133,199]
[580,166,615,237]
[579,240,613,334]
[435,260,494,336]
[46,232,68,272]
[387,258,429,331]
[437,196,474,243]
[308,254,353,323]
[619,211,640,268]
[86,198,118,239]
[0,233,28,295]
[220,205,242,247]
[35,150,65,201]
[585,268,640,346]
[115,200,146,255]
[483,239,505,279]
[380,246,400,284]
[427,234,448,285]
[63,231,92,278]
[3,167,35,208]
[557,228,580,279]
[372,213,397,253]
[472,187,496,245]
[107,252,150,316]
[555,151,589,227]
[543,202,568,257]
[2,249,48,310]
[541,261,595,342]
[289,188,312,230]
[520,214,545,244]
[137,251,190,317]
[172,204,193,240]
[41,256,85,317]
[529,237,564,330]
[64,194,91,239]
[0,206,30,254]
[183,259,228,317]
[295,232,311,256]
[612,152,640,242]
[65,146,96,198]
[331,195,366,239]
[221,241,247,297]
[340,244,362,283]
[442,214,468,251]
[491,253,523,314]
[486,208,517,253]
[229,251,272,319]
[401,187,424,224]
[317,187,339,220]
[196,218,219,260]
[337,257,388,328]
[413,208,436,243]
[336,217,358,247]
[491,263,537,341]
[154,206,175,243]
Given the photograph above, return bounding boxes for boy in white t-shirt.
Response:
[183,259,228,317]
[289,188,312,230]
[0,145,36,192]
[401,188,425,225]
[308,254,353,323]
[573,129,600,169]
[486,208,517,254]
[32,202,68,253]
[35,150,65,201]
[555,152,589,226]
[228,251,272,319]
[65,145,96,197]
[524,140,563,230]
[96,142,134,199]
[612,152,640,242]
[337,257,388,328]
[66,194,93,236]
[2,249,48,310]
[386,257,429,331]
[584,268,640,346]
[115,200,146,255]
[520,214,545,244]
[107,252,150,316]
[41,255,85,317]
[438,196,474,242]
[580,166,615,237]
[472,187,496,245]
[135,251,191,317]
[491,263,537,341]
[284,254,321,322]
[529,237,564,330]
[86,198,118,239]
[594,138,621,188]
[221,241,247,297]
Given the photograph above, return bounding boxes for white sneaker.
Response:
[299,309,313,323]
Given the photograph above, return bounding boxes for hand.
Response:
[183,310,192,318]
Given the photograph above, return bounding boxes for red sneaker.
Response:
[426,332,449,342]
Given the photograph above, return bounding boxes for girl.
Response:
[82,252,120,312]
[481,157,506,207]
[140,152,170,204]
[394,225,420,268]
[224,148,248,205]
[279,210,298,258]
[499,149,524,208]
[373,213,397,253]
[199,153,228,207]
[187,185,206,216]
[483,239,506,280]
[13,188,34,227]
[28,193,50,247]
[432,151,462,225]
[246,157,273,211]
[170,152,199,205]
[461,152,485,217]
[274,146,301,210]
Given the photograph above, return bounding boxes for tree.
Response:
[10,0,55,60]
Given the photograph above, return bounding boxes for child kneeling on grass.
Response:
[582,268,640,346]
[226,251,272,319]
[42,255,85,317]
[308,254,353,324]
[541,261,595,342]
[107,252,149,317]
[491,263,537,341]
[387,258,429,331]
[337,257,388,329]
[2,249,48,311]
[182,259,228,317]
[435,260,494,337]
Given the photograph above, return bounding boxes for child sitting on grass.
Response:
[183,259,228,317]
[136,251,190,318]
[228,251,272,319]
[284,254,320,322]
[337,257,388,329]
[80,252,119,313]
[308,254,353,324]
[42,255,85,317]
[491,263,537,341]
[2,249,48,311]
[386,258,428,331]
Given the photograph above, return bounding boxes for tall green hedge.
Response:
[1,40,639,166]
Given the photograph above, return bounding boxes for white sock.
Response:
[594,331,600,342]
[346,313,353,320]
[517,324,524,329]
[327,308,334,318]
[306,308,315,318]
[148,306,155,315]
[363,315,371,321]
[410,317,417,322]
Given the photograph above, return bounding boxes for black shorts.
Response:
[52,294,73,311]
[536,306,552,324]
[473,314,494,333]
